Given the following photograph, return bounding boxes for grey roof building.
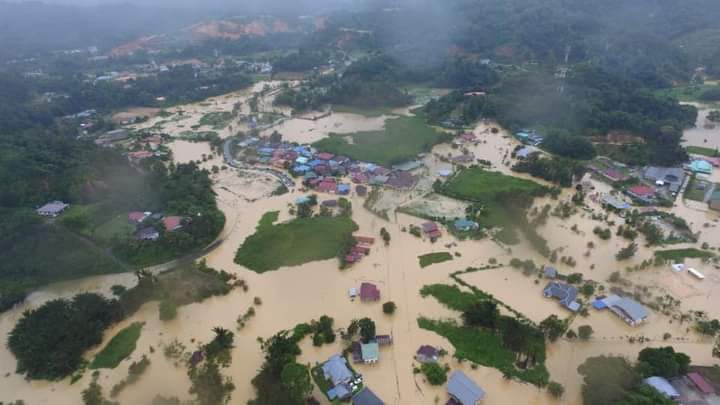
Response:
[543,281,580,312]
[36,201,69,217]
[603,295,648,326]
[322,354,353,386]
[352,387,384,405]
[135,227,160,241]
[543,266,558,279]
[643,166,686,194]
[643,376,680,399]
[447,371,485,404]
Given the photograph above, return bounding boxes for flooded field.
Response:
[683,102,720,149]
[4,87,720,405]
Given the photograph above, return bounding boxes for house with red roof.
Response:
[421,222,442,240]
[315,152,335,161]
[163,216,185,232]
[128,150,154,162]
[687,372,715,395]
[317,180,337,193]
[128,211,148,223]
[626,184,656,204]
[355,236,375,245]
[360,283,380,301]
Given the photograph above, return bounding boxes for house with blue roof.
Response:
[293,165,311,174]
[447,371,485,404]
[543,281,580,312]
[258,147,275,156]
[295,156,309,165]
[309,159,324,167]
[453,218,479,232]
[322,354,353,386]
[337,184,351,195]
[689,159,713,175]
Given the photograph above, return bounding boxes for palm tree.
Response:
[211,327,234,351]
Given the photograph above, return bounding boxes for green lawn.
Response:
[419,284,488,311]
[90,322,144,369]
[94,215,135,242]
[418,318,549,386]
[437,168,549,243]
[654,248,715,262]
[686,145,720,157]
[235,215,358,272]
[684,176,712,202]
[440,168,549,203]
[312,116,451,166]
[418,252,454,268]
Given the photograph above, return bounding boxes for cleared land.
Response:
[312,116,451,166]
[234,213,358,272]
[418,252,454,268]
[90,322,144,369]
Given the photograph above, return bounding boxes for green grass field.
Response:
[686,145,720,157]
[418,252,454,268]
[419,284,481,311]
[440,168,548,202]
[313,116,451,166]
[684,176,712,202]
[654,248,715,262]
[418,318,549,386]
[94,215,135,242]
[437,168,548,243]
[235,214,358,272]
[90,322,144,369]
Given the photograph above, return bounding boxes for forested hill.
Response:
[327,0,720,80]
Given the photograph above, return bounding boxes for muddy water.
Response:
[169,140,213,164]
[264,112,391,144]
[683,102,720,149]
[5,98,720,404]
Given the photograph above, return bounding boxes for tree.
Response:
[636,346,690,378]
[581,283,595,297]
[714,337,720,360]
[383,301,397,314]
[204,327,234,365]
[159,300,178,321]
[189,361,235,405]
[539,315,567,342]
[547,381,565,398]
[616,242,638,260]
[380,227,391,245]
[83,373,118,405]
[578,356,641,405]
[461,301,499,329]
[358,318,376,343]
[566,329,577,339]
[280,362,312,402]
[296,203,313,218]
[578,325,594,340]
[338,198,352,217]
[421,362,447,385]
[8,293,123,380]
[269,131,283,144]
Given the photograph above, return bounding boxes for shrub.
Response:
[578,325,594,340]
[421,362,448,385]
[382,301,397,315]
[547,381,565,398]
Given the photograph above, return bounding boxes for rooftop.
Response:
[543,282,580,312]
[447,371,485,405]
[360,342,379,361]
[643,376,680,399]
[322,354,353,386]
[352,387,384,405]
